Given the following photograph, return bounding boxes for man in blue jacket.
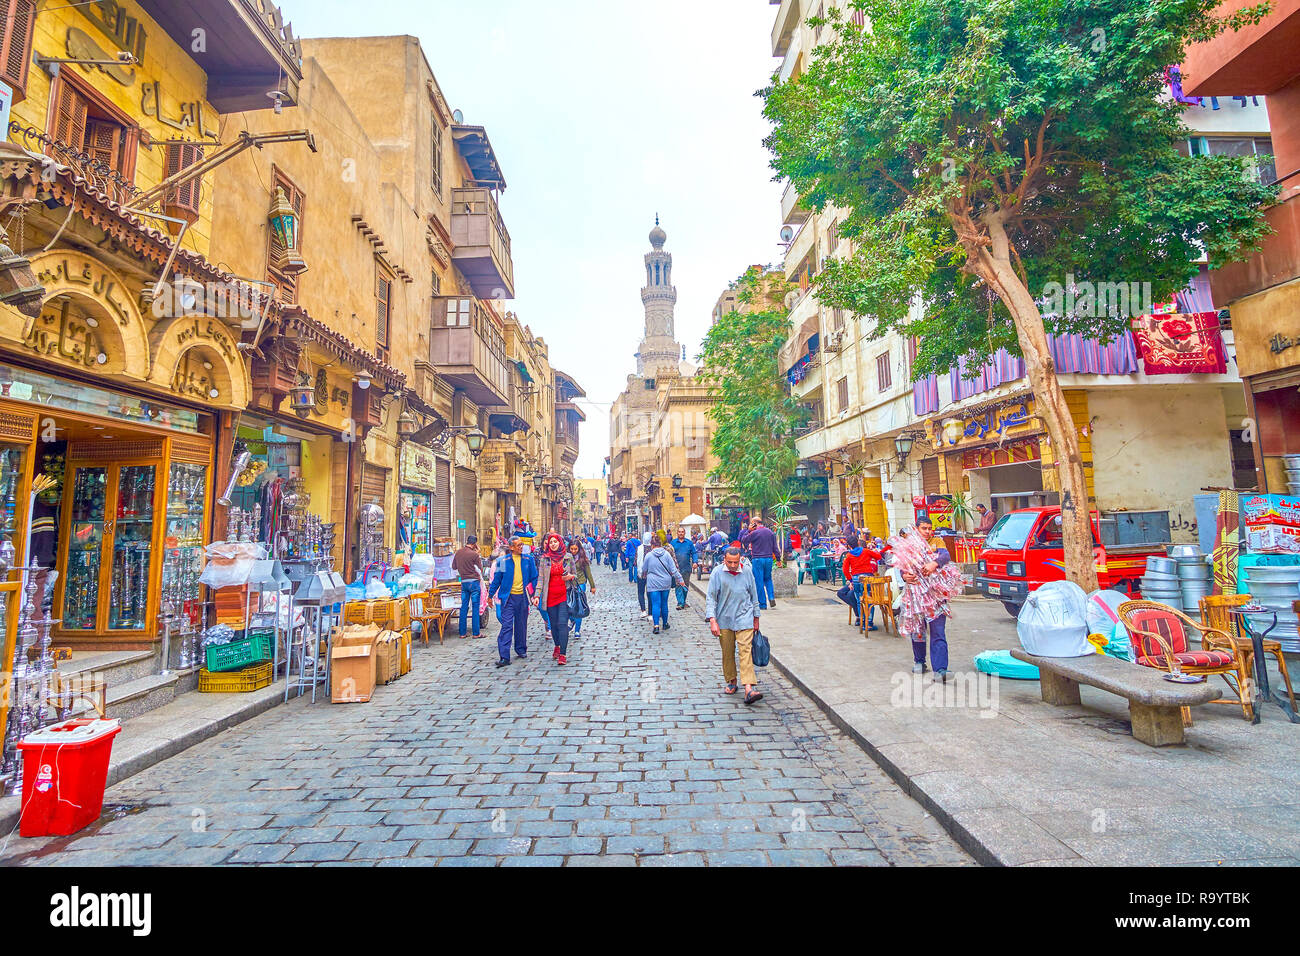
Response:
[624,533,642,583]
[669,527,696,610]
[488,535,538,668]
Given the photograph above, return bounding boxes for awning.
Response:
[490,412,529,435]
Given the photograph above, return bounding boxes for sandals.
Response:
[724,682,738,695]
[744,689,764,706]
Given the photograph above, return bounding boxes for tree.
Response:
[762,0,1275,589]
[698,267,804,518]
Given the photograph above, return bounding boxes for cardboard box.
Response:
[374,630,400,685]
[388,599,410,630]
[344,601,374,625]
[335,623,381,646]
[1245,523,1300,555]
[1240,494,1300,528]
[399,628,412,676]
[330,643,375,703]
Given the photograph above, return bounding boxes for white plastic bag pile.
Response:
[1017,581,1094,657]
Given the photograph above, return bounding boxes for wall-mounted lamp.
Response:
[268,187,307,275]
[894,433,916,465]
[354,368,372,390]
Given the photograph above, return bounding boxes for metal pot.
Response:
[1146,557,1178,575]
[1167,544,1203,560]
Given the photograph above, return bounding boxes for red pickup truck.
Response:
[975,506,1169,616]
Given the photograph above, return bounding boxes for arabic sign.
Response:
[400,443,437,491]
[930,399,1038,451]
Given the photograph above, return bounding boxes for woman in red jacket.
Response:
[837,533,889,630]
[534,532,576,665]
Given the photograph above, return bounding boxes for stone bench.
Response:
[1009,649,1222,747]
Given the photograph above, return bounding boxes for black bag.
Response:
[567,585,590,619]
[751,628,771,667]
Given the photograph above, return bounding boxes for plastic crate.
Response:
[205,633,274,674]
[199,662,273,693]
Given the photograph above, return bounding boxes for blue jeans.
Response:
[751,557,775,608]
[497,593,529,661]
[913,615,948,671]
[648,589,669,627]
[627,560,637,582]
[573,582,587,634]
[837,575,875,626]
[546,602,570,655]
[459,580,481,636]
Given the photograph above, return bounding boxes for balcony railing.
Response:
[781,180,811,225]
[429,297,511,407]
[450,186,515,299]
[10,121,142,207]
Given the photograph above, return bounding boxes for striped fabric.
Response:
[1046,332,1139,375]
[913,374,939,415]
[1129,608,1189,660]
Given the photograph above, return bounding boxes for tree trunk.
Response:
[979,215,1100,592]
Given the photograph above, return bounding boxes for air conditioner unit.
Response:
[824,330,844,353]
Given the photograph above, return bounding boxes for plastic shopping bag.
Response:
[1016,581,1093,657]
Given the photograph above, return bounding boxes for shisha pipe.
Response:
[218,444,253,508]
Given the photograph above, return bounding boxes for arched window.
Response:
[654,262,660,284]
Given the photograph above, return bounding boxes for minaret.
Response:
[637,215,682,376]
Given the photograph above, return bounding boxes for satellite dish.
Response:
[452,109,464,124]
[784,291,798,309]
[779,225,795,243]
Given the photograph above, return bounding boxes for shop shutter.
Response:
[920,457,940,496]
[0,0,35,102]
[164,141,204,222]
[361,463,388,507]
[432,457,452,538]
[455,465,477,540]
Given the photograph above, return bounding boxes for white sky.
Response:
[277,0,785,479]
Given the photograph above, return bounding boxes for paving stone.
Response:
[0,567,968,869]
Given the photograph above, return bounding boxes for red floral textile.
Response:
[1130,312,1226,375]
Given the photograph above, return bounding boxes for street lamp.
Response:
[894,433,915,465]
[268,187,308,275]
[465,430,486,458]
[533,473,543,491]
[671,474,683,489]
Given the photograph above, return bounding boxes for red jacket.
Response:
[841,546,887,580]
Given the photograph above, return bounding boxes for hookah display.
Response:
[1,568,59,795]
[225,504,262,544]
[160,462,209,669]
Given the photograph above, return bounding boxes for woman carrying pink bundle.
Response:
[890,517,964,682]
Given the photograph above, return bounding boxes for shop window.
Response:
[267,169,305,304]
[835,376,849,412]
[376,260,394,360]
[876,351,892,392]
[0,0,34,102]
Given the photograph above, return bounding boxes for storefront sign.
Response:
[961,439,1041,470]
[947,400,1032,446]
[170,316,239,366]
[33,257,134,328]
[400,443,437,491]
[24,299,108,368]
[1268,332,1297,357]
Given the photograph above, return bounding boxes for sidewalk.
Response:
[692,575,1300,866]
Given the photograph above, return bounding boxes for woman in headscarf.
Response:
[534,531,576,665]
[568,538,596,638]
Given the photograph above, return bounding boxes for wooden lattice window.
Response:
[0,0,35,102]
[876,351,892,392]
[163,141,204,223]
[267,169,305,304]
[376,260,394,359]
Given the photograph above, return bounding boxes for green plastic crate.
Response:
[205,633,274,674]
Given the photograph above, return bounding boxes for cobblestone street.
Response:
[0,565,970,866]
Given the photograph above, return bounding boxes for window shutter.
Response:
[432,458,452,538]
[51,83,88,153]
[0,0,36,101]
[164,141,204,221]
[376,271,391,348]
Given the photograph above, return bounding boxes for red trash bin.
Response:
[17,718,122,837]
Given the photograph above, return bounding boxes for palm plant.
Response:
[947,491,979,534]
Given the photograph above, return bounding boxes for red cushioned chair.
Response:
[1118,600,1253,724]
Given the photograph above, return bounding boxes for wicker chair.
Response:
[409,591,453,646]
[1200,593,1296,715]
[860,576,898,636]
[1118,599,1253,723]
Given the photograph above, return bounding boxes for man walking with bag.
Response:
[670,527,696,610]
[705,546,763,705]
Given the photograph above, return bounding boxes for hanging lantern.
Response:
[289,372,316,419]
[397,410,418,440]
[269,187,308,276]
[0,240,45,318]
[466,429,486,457]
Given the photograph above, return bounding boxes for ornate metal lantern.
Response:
[268,187,307,275]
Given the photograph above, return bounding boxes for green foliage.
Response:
[947,490,978,532]
[698,267,804,510]
[762,0,1277,379]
